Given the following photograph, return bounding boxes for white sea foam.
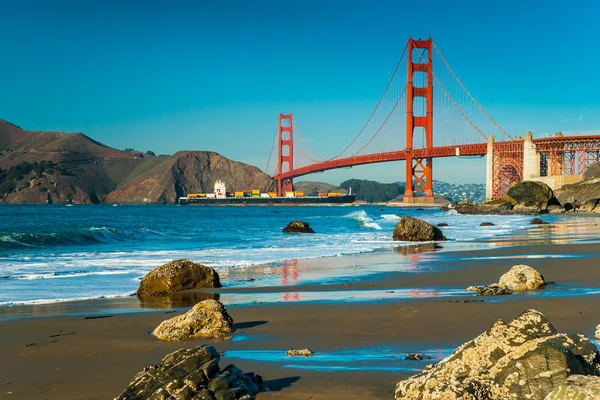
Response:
[380,214,401,221]
[344,210,382,230]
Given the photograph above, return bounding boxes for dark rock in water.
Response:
[282,221,315,234]
[393,216,446,242]
[529,217,544,224]
[137,259,221,300]
[480,222,495,226]
[405,353,425,361]
[395,309,600,400]
[115,345,261,400]
[437,223,449,227]
[152,300,233,341]
[466,284,513,296]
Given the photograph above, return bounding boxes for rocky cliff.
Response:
[0,119,275,204]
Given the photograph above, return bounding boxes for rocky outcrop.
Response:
[544,375,600,400]
[137,259,221,301]
[505,180,554,212]
[456,181,558,215]
[530,217,544,224]
[480,222,495,226]
[152,300,233,341]
[114,344,261,400]
[498,264,546,291]
[395,309,600,400]
[437,222,449,227]
[596,324,600,340]
[393,216,447,242]
[282,221,315,234]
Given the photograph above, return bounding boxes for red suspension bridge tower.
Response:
[404,37,434,203]
[276,113,294,196]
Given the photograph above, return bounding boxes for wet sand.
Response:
[3,240,600,399]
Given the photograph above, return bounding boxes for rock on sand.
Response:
[395,309,600,400]
[499,264,545,291]
[137,259,221,300]
[114,344,261,400]
[153,299,233,341]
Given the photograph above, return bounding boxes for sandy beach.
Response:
[3,232,600,400]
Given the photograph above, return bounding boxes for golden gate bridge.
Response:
[265,37,600,202]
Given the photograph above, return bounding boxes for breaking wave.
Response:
[344,211,382,230]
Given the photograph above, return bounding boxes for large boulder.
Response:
[505,181,554,212]
[114,344,261,400]
[544,375,600,399]
[584,161,600,181]
[466,284,513,296]
[395,310,600,400]
[555,179,600,211]
[282,220,315,233]
[137,259,221,300]
[498,264,546,291]
[153,299,233,341]
[393,216,447,242]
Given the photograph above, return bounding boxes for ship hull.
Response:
[179,195,356,205]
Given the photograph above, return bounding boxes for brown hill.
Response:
[0,119,275,204]
[106,151,276,204]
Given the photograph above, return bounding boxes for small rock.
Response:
[287,349,314,357]
[529,217,544,224]
[466,284,513,296]
[393,216,447,242]
[282,221,315,234]
[437,223,449,227]
[137,259,221,300]
[480,222,495,226]
[152,300,233,341]
[596,324,600,339]
[499,264,545,291]
[405,353,424,361]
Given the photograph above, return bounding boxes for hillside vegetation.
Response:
[0,119,275,204]
[339,179,404,203]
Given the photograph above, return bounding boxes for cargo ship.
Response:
[179,180,356,205]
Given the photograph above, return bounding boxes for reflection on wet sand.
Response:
[138,291,220,309]
[224,346,455,372]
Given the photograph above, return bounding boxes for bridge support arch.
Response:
[404,37,434,204]
[276,113,294,197]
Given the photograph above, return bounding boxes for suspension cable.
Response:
[293,119,326,161]
[327,42,409,160]
[264,119,279,174]
[348,85,407,157]
[433,43,512,140]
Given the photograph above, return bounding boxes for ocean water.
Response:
[0,204,587,306]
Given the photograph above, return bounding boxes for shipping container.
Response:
[206,193,216,198]
[198,193,206,197]
[251,189,260,195]
[235,191,244,197]
[260,193,270,198]
[285,192,295,198]
[295,191,304,197]
[268,192,277,198]
[318,192,328,197]
[188,194,198,198]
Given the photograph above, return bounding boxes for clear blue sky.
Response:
[1,0,598,184]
